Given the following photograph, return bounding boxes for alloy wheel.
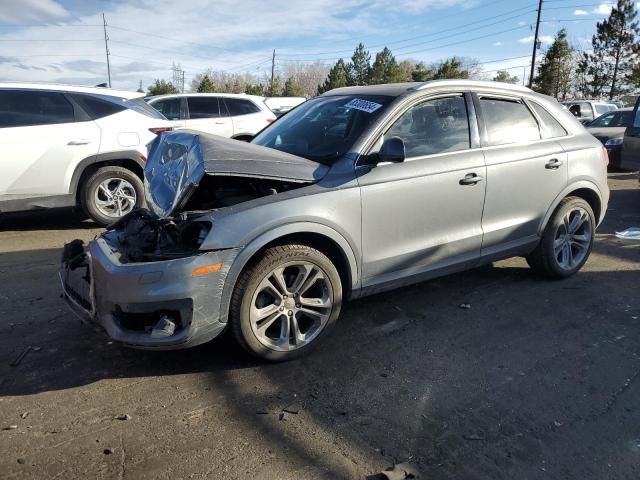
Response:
[553,207,592,270]
[94,178,137,218]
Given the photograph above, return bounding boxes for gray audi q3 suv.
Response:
[61,80,610,361]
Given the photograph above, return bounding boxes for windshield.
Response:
[252,94,393,164]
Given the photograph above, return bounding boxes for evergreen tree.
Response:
[533,29,574,99]
[347,43,371,86]
[245,83,265,95]
[369,47,402,84]
[147,79,179,96]
[432,57,469,80]
[196,75,216,93]
[411,62,434,82]
[629,63,640,89]
[584,0,639,99]
[317,59,350,94]
[266,77,283,97]
[283,77,303,96]
[493,70,520,84]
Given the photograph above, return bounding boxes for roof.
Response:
[322,80,533,97]
[147,93,266,102]
[0,82,143,99]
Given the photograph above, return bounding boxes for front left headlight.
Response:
[605,137,624,147]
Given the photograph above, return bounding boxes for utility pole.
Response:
[102,13,111,88]
[528,0,543,88]
[270,49,276,86]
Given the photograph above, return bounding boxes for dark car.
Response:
[587,108,634,168]
[621,98,640,172]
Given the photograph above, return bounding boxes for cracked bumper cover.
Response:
[61,237,240,349]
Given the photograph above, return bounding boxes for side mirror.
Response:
[378,136,406,164]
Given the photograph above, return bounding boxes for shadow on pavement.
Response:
[0,208,98,232]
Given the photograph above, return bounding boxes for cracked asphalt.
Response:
[0,172,639,479]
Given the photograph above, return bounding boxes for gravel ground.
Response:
[0,172,639,480]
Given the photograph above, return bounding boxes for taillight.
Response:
[602,145,609,166]
[139,154,147,163]
[149,127,174,134]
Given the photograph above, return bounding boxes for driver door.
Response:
[357,93,486,288]
[621,97,640,170]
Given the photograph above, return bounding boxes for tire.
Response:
[80,166,144,226]
[526,196,595,278]
[230,244,343,361]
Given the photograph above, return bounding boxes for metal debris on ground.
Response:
[459,303,471,309]
[378,462,420,479]
[615,228,640,240]
[9,346,32,367]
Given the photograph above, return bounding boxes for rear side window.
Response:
[71,94,126,120]
[594,104,614,115]
[0,90,75,127]
[187,97,221,119]
[125,98,166,119]
[151,98,181,120]
[479,97,540,146]
[224,98,261,116]
[529,101,567,138]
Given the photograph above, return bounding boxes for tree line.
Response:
[146,0,638,101]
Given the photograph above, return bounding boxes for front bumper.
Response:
[60,237,240,349]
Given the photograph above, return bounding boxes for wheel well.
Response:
[75,159,144,202]
[567,188,601,222]
[247,232,353,297]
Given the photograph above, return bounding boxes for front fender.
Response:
[216,222,360,324]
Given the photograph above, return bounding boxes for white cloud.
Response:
[592,3,614,14]
[518,21,527,26]
[518,35,554,45]
[573,9,589,16]
[493,41,503,46]
[0,0,69,23]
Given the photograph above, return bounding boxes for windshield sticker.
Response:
[344,98,382,113]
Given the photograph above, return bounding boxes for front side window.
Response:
[152,98,181,120]
[0,90,75,127]
[252,94,393,164]
[479,97,540,146]
[385,95,470,158]
[187,97,220,119]
[224,98,261,116]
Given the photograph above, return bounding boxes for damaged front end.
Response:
[59,130,328,348]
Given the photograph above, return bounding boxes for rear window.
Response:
[479,96,540,146]
[223,98,261,116]
[529,101,567,138]
[71,93,126,120]
[0,90,75,127]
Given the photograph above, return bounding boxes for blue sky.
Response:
[0,0,634,91]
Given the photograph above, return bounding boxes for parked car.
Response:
[0,83,174,225]
[587,108,634,168]
[61,80,609,361]
[562,100,618,125]
[146,93,276,140]
[263,96,306,117]
[621,96,640,171]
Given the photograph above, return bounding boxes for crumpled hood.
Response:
[144,130,329,218]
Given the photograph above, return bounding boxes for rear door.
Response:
[223,97,270,136]
[185,96,233,137]
[621,97,640,170]
[0,89,101,202]
[475,94,568,259]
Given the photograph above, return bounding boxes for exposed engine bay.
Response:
[108,176,302,263]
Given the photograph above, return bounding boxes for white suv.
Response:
[0,83,174,225]
[146,93,276,140]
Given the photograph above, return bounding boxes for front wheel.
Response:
[230,244,342,361]
[80,166,144,226]
[526,197,595,278]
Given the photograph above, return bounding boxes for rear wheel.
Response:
[526,196,595,278]
[80,166,144,226]
[230,244,342,361]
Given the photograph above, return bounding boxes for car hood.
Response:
[144,130,329,218]
[587,126,626,142]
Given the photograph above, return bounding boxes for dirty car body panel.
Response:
[60,81,609,351]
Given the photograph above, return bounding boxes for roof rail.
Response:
[410,79,533,93]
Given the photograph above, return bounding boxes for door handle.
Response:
[67,140,90,146]
[459,173,484,185]
[215,121,225,125]
[545,158,563,169]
